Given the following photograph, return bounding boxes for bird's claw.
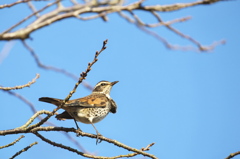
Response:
[96,133,103,145]
[76,128,82,137]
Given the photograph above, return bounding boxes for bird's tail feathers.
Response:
[39,97,62,106]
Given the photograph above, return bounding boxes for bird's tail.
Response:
[39,97,63,106]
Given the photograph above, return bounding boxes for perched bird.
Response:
[39,80,118,144]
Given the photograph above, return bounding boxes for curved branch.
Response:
[0,135,25,149]
[225,151,240,159]
[0,74,40,90]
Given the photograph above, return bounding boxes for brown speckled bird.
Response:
[39,80,118,143]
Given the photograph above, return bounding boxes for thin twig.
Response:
[2,0,59,35]
[0,0,51,9]
[127,10,191,27]
[0,135,25,149]
[0,74,40,90]
[9,142,38,159]
[151,11,225,51]
[27,1,40,18]
[106,143,155,159]
[138,25,181,50]
[19,110,54,129]
[63,39,108,102]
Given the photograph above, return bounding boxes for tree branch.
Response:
[0,135,25,149]
[0,125,157,159]
[225,151,240,159]
[0,0,223,41]
[0,74,40,90]
[0,0,50,9]
[9,142,38,159]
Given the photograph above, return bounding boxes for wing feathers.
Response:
[65,94,107,108]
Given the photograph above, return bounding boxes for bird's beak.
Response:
[111,81,119,86]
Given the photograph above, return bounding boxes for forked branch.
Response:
[0,0,225,51]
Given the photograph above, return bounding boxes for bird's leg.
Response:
[91,123,102,144]
[73,119,82,137]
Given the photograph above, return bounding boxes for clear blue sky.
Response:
[1,0,240,159]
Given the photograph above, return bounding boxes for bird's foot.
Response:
[96,133,103,145]
[76,128,82,137]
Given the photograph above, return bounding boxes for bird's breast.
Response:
[68,107,110,124]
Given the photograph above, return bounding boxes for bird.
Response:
[39,80,118,144]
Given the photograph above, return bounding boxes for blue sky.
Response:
[1,0,240,159]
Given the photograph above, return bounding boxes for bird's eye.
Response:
[101,83,106,86]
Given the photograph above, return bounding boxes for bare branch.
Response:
[9,142,38,159]
[19,110,54,129]
[107,143,156,159]
[1,0,59,36]
[164,22,226,51]
[0,0,51,9]
[141,0,223,11]
[0,125,157,159]
[119,10,217,51]
[0,0,223,40]
[0,74,40,90]
[27,1,40,18]
[61,39,108,101]
[0,0,226,51]
[137,11,226,51]
[34,131,156,159]
[33,132,101,158]
[225,151,240,159]
[0,135,25,149]
[125,10,192,28]
[138,25,184,50]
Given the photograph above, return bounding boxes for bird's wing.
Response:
[109,98,117,114]
[65,94,108,108]
[56,111,74,120]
